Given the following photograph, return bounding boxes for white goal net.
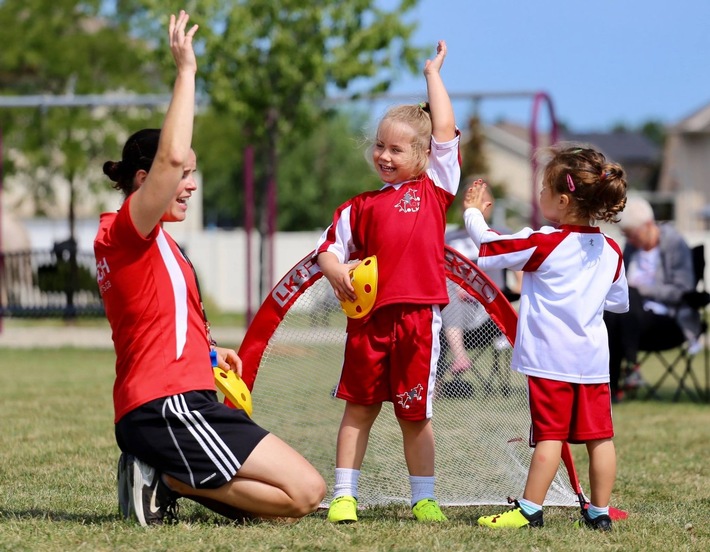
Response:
[237,246,576,507]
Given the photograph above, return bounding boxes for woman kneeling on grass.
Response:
[94,10,325,526]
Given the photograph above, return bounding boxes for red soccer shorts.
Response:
[527,376,614,444]
[334,304,441,421]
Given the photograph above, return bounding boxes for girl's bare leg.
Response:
[522,440,563,505]
[586,438,616,507]
[335,402,382,468]
[398,418,435,475]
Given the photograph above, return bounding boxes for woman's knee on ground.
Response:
[288,469,327,516]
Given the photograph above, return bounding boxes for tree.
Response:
[277,109,380,231]
[129,0,425,292]
[190,0,424,238]
[196,107,381,231]
[0,0,163,238]
[2,0,427,289]
[639,120,666,147]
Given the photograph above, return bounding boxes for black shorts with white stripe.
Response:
[116,390,269,489]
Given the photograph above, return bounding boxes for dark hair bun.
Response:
[103,160,122,182]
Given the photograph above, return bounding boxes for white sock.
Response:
[410,475,435,506]
[333,468,360,499]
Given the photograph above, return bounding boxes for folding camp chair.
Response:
[641,244,710,402]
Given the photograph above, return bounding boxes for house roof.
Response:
[670,101,710,133]
[479,122,661,165]
[484,124,530,157]
[562,132,660,163]
[483,122,556,156]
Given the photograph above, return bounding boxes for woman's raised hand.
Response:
[168,10,199,74]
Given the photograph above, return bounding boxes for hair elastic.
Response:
[566,174,576,192]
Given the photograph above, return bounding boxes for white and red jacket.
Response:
[464,208,629,384]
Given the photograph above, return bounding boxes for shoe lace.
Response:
[156,476,180,524]
[163,494,180,524]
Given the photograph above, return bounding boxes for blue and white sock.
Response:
[587,504,609,519]
[333,468,360,499]
[518,498,542,517]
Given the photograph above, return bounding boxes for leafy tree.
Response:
[2,1,426,247]
[639,120,666,147]
[129,0,425,292]
[0,0,154,95]
[0,0,162,240]
[611,120,666,147]
[451,112,516,225]
[185,1,423,236]
[2,1,425,231]
[277,109,380,231]
[196,106,380,231]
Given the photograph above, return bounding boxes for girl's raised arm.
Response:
[423,40,456,143]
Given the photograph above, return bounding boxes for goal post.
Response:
[238,245,577,507]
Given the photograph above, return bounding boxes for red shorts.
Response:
[527,376,614,444]
[335,304,442,421]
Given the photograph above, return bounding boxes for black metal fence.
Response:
[0,240,104,318]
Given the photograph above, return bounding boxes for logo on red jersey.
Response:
[96,257,112,294]
[394,188,421,213]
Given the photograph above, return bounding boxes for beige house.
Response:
[480,122,665,229]
[478,122,543,229]
[658,103,710,232]
[482,123,537,206]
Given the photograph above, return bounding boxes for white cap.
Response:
[618,196,654,230]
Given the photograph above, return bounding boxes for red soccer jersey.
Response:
[316,133,461,310]
[94,196,215,423]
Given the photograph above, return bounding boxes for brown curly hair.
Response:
[539,143,627,223]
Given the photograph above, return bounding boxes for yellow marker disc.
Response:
[340,256,378,319]
[213,367,253,417]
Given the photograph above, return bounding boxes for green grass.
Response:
[1,348,709,551]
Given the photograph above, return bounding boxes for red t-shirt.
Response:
[94,196,215,422]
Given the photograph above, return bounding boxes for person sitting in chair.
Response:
[604,196,701,401]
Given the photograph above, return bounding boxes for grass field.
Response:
[1,347,709,551]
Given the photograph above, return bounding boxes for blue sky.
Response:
[378,0,710,132]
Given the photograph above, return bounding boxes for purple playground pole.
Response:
[244,146,255,325]
[0,127,3,334]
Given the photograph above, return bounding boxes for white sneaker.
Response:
[126,455,179,526]
[493,334,511,351]
[623,367,646,389]
[687,339,702,357]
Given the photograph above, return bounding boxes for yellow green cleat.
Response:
[412,498,448,522]
[327,496,358,523]
[478,501,543,528]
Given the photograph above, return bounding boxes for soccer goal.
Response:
[238,245,577,507]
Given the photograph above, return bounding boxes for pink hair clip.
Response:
[566,174,576,192]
